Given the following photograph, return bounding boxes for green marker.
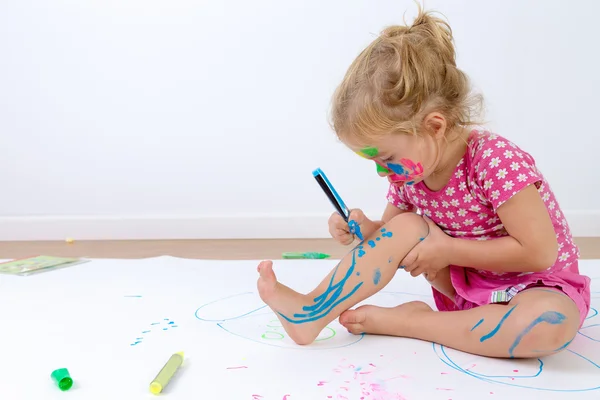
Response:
[150,352,184,395]
[51,368,73,391]
[282,252,331,259]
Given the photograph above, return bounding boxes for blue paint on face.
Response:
[373,268,381,285]
[471,318,484,331]
[278,250,364,324]
[387,163,406,175]
[367,240,376,248]
[356,272,360,276]
[419,237,425,241]
[388,257,393,263]
[508,311,567,358]
[480,305,518,342]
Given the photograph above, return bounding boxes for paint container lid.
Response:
[51,368,73,391]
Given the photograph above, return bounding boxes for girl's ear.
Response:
[422,112,447,139]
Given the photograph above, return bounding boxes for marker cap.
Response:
[51,368,73,391]
[150,381,163,394]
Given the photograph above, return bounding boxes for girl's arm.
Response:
[446,184,558,272]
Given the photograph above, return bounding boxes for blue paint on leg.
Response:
[399,265,405,269]
[357,245,366,258]
[471,318,484,331]
[480,305,518,342]
[381,231,393,238]
[373,268,381,285]
[508,311,567,358]
[367,240,376,248]
[279,250,364,324]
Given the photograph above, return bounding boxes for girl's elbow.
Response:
[529,239,559,271]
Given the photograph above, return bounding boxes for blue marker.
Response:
[312,168,363,240]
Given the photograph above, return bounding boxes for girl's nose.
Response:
[376,163,391,177]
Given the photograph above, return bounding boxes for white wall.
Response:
[1,0,598,240]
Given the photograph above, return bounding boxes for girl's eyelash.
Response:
[381,157,393,162]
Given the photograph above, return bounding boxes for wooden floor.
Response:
[0,237,599,260]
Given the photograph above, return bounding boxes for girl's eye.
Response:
[381,156,393,163]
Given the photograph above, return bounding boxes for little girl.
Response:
[256,5,590,359]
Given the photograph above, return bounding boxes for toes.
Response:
[258,261,276,280]
[344,323,364,335]
[339,309,366,325]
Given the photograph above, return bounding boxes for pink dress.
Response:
[387,128,591,327]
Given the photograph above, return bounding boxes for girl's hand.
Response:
[400,216,453,280]
[328,209,368,245]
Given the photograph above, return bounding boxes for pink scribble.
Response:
[465,364,477,371]
[441,372,449,375]
[385,374,411,381]
[317,381,328,386]
[513,369,519,372]
[226,366,248,369]
[251,395,263,400]
[369,363,376,367]
[340,386,349,391]
[490,392,494,395]
[282,396,290,400]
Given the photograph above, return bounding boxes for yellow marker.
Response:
[149,352,184,395]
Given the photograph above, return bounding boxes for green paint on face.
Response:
[360,147,379,157]
[376,163,390,174]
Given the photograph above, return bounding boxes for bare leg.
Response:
[256,212,429,345]
[424,266,456,301]
[339,287,580,358]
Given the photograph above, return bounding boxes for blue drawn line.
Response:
[470,319,484,331]
[433,343,600,392]
[586,308,598,321]
[578,324,600,342]
[124,295,142,298]
[142,330,150,333]
[151,322,159,325]
[480,305,518,342]
[194,292,267,322]
[508,311,566,358]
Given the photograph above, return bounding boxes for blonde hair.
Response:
[330,4,482,146]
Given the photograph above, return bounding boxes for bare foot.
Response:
[339,301,433,337]
[256,260,323,345]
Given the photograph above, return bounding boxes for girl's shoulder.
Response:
[465,128,537,168]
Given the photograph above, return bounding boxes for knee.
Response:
[385,212,429,238]
[509,295,580,357]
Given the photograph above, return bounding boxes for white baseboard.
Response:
[0,210,599,241]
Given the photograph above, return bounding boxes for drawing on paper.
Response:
[130,318,178,346]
